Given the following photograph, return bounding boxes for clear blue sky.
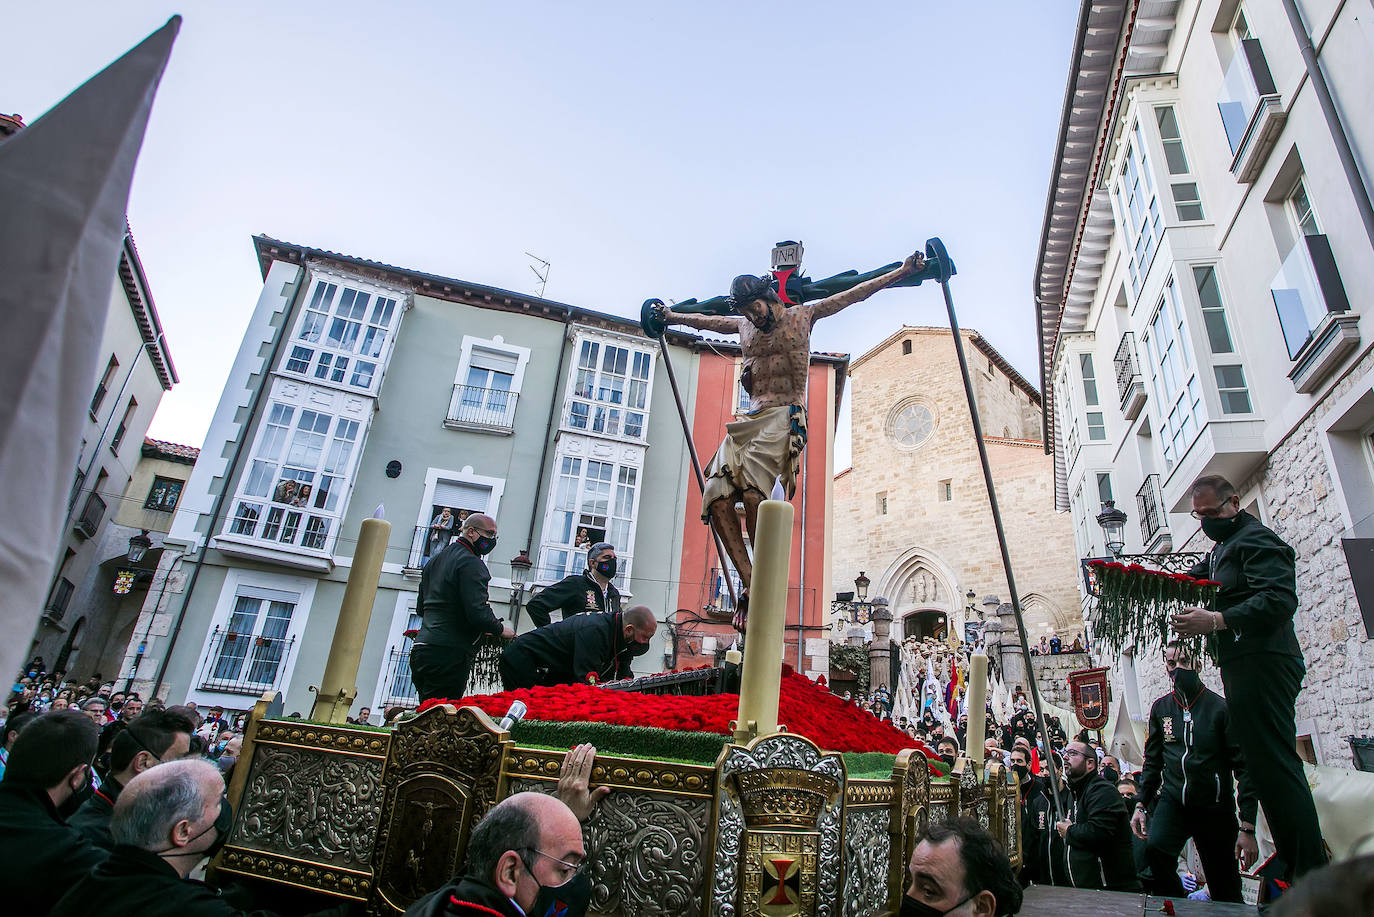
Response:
[6,2,1078,468]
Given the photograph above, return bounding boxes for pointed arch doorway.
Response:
[902,609,949,641]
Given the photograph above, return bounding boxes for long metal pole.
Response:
[655,335,739,606]
[939,279,1065,819]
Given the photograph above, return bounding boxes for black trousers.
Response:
[498,649,542,692]
[410,644,475,703]
[1220,653,1327,881]
[1144,795,1241,902]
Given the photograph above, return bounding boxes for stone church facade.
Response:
[832,327,1083,649]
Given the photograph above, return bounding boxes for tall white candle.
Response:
[734,497,793,742]
[964,652,989,775]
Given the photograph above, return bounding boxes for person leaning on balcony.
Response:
[412,513,516,702]
[1169,474,1329,886]
[524,542,622,628]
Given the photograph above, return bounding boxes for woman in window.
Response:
[428,507,455,559]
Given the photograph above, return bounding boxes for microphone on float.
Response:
[498,700,527,732]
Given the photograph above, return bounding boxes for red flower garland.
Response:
[416,665,936,768]
[1085,559,1221,656]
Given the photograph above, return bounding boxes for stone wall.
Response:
[832,328,1083,644]
[1029,652,1093,709]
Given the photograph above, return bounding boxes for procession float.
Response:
[210,241,1028,917]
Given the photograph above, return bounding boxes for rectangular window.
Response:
[1113,120,1163,295]
[46,577,75,618]
[1079,353,1099,406]
[1155,107,1191,174]
[565,338,652,440]
[1086,412,1106,441]
[202,588,297,692]
[1192,266,1234,353]
[876,491,888,515]
[1214,365,1253,414]
[110,397,137,453]
[144,476,185,512]
[540,454,639,587]
[1096,472,1113,504]
[282,277,398,392]
[1171,183,1204,222]
[1271,175,1334,358]
[940,480,953,502]
[91,354,118,416]
[1144,276,1205,468]
[226,400,360,550]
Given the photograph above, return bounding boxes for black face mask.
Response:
[523,863,592,917]
[902,892,973,917]
[595,557,617,579]
[1102,766,1119,785]
[159,796,232,863]
[1170,667,1202,695]
[939,753,957,767]
[470,534,497,556]
[623,635,652,657]
[57,767,93,820]
[1012,764,1029,785]
[1200,513,1242,542]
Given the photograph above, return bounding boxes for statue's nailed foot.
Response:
[732,590,749,633]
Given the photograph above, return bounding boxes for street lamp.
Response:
[509,550,534,629]
[1096,500,1128,558]
[127,530,152,564]
[854,571,870,602]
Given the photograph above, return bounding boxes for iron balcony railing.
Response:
[446,384,517,431]
[378,645,419,708]
[1114,332,1146,417]
[405,524,456,570]
[74,492,107,538]
[1136,473,1166,547]
[704,566,743,616]
[195,626,296,696]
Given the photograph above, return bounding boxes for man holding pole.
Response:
[653,250,923,623]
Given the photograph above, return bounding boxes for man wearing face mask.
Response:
[500,606,658,690]
[1008,746,1052,887]
[49,758,352,916]
[902,816,1022,917]
[69,709,195,850]
[525,542,622,628]
[1169,474,1326,885]
[1132,641,1257,903]
[0,709,107,913]
[934,736,961,769]
[1053,740,1139,891]
[405,792,590,917]
[413,513,518,702]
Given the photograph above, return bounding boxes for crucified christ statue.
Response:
[654,249,925,627]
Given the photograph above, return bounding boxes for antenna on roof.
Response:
[526,252,551,298]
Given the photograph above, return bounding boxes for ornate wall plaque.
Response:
[840,807,889,917]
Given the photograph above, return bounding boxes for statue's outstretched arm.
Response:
[657,303,740,335]
[807,251,924,323]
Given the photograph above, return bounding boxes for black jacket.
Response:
[68,778,122,850]
[417,540,504,650]
[1140,687,1257,821]
[525,570,621,628]
[48,844,352,917]
[0,781,108,914]
[502,611,643,686]
[1018,775,1055,886]
[404,876,522,917]
[1061,772,1140,892]
[1187,510,1302,662]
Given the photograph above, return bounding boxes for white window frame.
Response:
[187,568,317,711]
[561,329,656,443]
[280,267,406,397]
[1153,104,1206,222]
[407,465,507,572]
[446,335,531,431]
[371,591,422,711]
[1189,264,1254,417]
[732,358,754,415]
[1144,276,1206,470]
[1111,118,1164,297]
[536,436,644,589]
[219,378,371,561]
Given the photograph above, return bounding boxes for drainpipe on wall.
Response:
[150,263,310,699]
[523,312,575,562]
[1279,0,1374,248]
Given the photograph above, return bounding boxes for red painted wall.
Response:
[671,347,836,676]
